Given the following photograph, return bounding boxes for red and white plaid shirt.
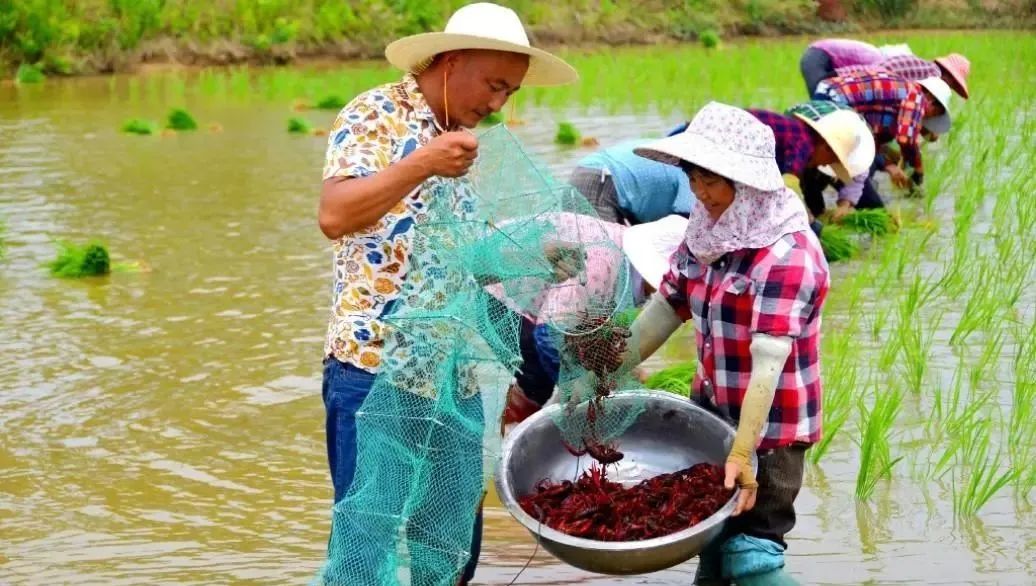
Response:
[835,55,940,82]
[660,231,829,450]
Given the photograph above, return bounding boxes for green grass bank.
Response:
[2,0,1034,77]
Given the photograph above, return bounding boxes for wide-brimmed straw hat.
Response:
[621,215,687,289]
[634,102,784,192]
[918,77,953,135]
[786,100,875,183]
[385,2,578,87]
[934,53,970,100]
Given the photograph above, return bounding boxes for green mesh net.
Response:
[317,125,645,585]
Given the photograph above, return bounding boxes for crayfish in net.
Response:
[562,311,631,393]
[561,310,632,464]
[519,462,733,541]
[561,397,624,464]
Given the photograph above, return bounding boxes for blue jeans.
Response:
[322,358,483,584]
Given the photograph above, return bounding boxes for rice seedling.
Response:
[951,418,1018,517]
[949,283,998,346]
[840,209,895,236]
[166,108,198,131]
[643,362,695,396]
[966,329,1005,392]
[555,122,580,146]
[854,381,904,501]
[1009,322,1036,496]
[897,310,939,395]
[122,118,158,135]
[809,344,855,465]
[15,63,45,84]
[899,273,939,317]
[818,225,858,262]
[889,226,936,281]
[47,241,111,278]
[935,248,970,300]
[315,95,347,110]
[945,387,998,444]
[868,304,891,341]
[991,254,1035,313]
[288,117,313,134]
[876,334,901,372]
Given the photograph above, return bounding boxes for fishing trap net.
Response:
[317,125,647,585]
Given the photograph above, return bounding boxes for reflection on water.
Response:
[1,39,1034,584]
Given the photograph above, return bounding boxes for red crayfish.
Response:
[518,463,733,542]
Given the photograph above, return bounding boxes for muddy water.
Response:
[1,59,1033,585]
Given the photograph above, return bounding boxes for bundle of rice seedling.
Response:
[315,95,347,110]
[288,117,313,134]
[122,118,157,135]
[840,209,894,236]
[643,362,697,395]
[48,241,111,278]
[819,225,859,262]
[166,108,198,131]
[555,122,580,146]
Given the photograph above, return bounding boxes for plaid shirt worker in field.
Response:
[836,54,940,83]
[814,72,953,198]
[615,103,830,586]
[660,234,827,452]
[748,102,876,221]
[835,52,971,100]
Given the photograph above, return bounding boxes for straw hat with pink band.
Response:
[934,53,971,100]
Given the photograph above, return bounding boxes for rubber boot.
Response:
[733,568,801,585]
[693,539,730,586]
[721,535,790,585]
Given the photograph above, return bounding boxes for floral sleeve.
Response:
[322,93,396,181]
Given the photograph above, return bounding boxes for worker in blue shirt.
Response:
[569,139,692,225]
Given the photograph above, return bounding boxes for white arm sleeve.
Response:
[631,292,684,362]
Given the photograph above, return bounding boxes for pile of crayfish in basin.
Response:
[520,312,733,542]
[518,463,733,541]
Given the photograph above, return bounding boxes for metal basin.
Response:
[495,390,753,575]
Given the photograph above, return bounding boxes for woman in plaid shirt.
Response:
[615,102,829,585]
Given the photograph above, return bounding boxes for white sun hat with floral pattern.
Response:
[634,102,785,192]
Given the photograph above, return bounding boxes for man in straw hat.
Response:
[316,3,576,583]
[810,72,954,216]
[591,101,830,585]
